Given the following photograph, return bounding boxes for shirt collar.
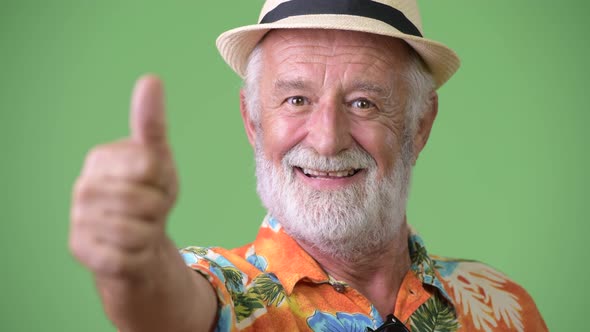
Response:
[407,227,453,303]
[249,215,328,294]
[249,215,452,303]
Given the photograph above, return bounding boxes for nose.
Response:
[305,100,352,156]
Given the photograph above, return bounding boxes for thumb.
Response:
[130,75,168,146]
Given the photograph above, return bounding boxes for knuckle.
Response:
[72,177,93,202]
[69,231,89,264]
[69,205,86,229]
[85,144,110,168]
[70,223,155,277]
[83,140,159,182]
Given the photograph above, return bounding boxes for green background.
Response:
[1,0,587,330]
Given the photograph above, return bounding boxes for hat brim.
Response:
[216,14,460,89]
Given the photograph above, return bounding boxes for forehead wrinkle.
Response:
[282,51,395,66]
[350,81,389,96]
[273,78,309,92]
[262,30,408,97]
[271,43,335,60]
[285,60,389,71]
[339,42,407,54]
[288,53,401,78]
[335,41,411,72]
[264,29,410,59]
[330,40,409,61]
[268,43,404,76]
[272,63,396,98]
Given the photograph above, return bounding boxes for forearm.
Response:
[97,238,217,332]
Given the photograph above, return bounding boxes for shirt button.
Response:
[333,284,346,293]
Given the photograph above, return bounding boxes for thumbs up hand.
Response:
[69,76,217,331]
[70,74,178,281]
[70,75,179,281]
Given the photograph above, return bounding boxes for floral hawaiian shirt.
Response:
[180,216,547,331]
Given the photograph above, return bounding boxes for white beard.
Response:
[255,140,412,262]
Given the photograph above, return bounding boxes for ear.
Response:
[411,91,438,165]
[240,89,257,149]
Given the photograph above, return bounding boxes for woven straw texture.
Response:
[216,0,460,88]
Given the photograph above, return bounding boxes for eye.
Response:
[351,98,375,110]
[286,96,307,106]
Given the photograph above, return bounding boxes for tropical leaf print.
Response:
[411,241,430,267]
[410,240,439,282]
[232,290,266,323]
[182,246,209,257]
[218,266,245,293]
[245,245,269,272]
[307,310,374,332]
[410,294,459,332]
[485,278,524,332]
[442,262,524,332]
[252,274,286,307]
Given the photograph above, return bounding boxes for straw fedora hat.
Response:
[216,0,460,89]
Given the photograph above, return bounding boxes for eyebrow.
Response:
[350,81,391,98]
[272,78,394,100]
[273,78,309,92]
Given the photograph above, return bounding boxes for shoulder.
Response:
[180,245,289,330]
[431,256,548,332]
[180,244,259,279]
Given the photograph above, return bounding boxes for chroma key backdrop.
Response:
[1,1,588,331]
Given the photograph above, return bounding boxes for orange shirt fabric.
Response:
[180,216,547,331]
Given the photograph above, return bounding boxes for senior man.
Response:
[69,0,547,331]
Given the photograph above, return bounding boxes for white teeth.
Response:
[302,168,356,178]
[328,170,349,177]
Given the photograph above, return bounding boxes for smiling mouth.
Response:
[295,167,362,179]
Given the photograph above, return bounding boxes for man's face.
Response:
[244,29,423,259]
[256,29,412,183]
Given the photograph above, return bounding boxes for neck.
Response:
[297,221,411,319]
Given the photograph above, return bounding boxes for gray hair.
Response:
[243,45,265,125]
[242,41,435,162]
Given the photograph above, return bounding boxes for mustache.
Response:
[282,144,375,171]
